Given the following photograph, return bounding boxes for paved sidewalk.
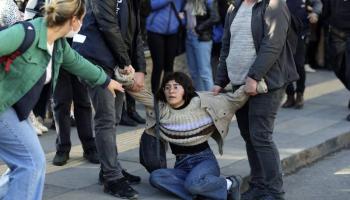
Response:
[1,65,350,200]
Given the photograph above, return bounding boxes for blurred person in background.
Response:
[282,0,322,109]
[323,0,350,121]
[185,0,220,91]
[145,0,186,94]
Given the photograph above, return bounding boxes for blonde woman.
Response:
[0,0,126,199]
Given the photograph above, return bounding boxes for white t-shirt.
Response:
[45,42,54,84]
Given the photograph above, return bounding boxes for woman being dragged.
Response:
[118,71,267,200]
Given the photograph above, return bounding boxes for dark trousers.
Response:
[286,36,306,95]
[147,31,178,93]
[33,83,51,119]
[235,87,285,199]
[329,29,350,90]
[53,69,95,153]
[89,85,125,181]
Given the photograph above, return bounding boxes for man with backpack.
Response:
[213,0,298,199]
[282,0,323,109]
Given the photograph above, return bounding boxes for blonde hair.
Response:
[44,0,85,27]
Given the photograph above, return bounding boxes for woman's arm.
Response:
[127,89,155,109]
[61,39,109,87]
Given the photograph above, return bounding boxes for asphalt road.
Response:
[284,148,350,200]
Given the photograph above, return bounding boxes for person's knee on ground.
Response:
[149,169,169,188]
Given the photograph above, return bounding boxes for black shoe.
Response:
[128,111,146,124]
[99,168,104,185]
[83,149,100,164]
[99,169,141,185]
[241,187,264,200]
[227,175,242,200]
[294,92,304,109]
[119,112,138,126]
[50,121,56,130]
[122,170,141,185]
[70,116,76,127]
[348,100,350,110]
[52,152,69,166]
[104,178,138,199]
[346,114,350,121]
[282,94,295,108]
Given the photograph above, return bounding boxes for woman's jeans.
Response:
[0,108,46,200]
[186,31,214,91]
[149,148,227,200]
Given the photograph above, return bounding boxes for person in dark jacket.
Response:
[185,0,220,91]
[323,0,350,121]
[72,0,146,198]
[213,0,298,199]
[282,0,322,109]
[146,0,186,93]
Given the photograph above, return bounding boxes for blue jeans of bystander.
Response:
[186,31,214,91]
[0,108,46,200]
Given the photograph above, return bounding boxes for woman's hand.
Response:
[107,79,125,97]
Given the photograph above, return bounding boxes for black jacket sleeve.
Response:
[91,0,131,68]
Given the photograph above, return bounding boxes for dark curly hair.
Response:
[156,72,197,105]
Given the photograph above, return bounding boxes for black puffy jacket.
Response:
[193,0,221,41]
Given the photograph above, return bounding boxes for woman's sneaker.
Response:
[227,175,242,200]
[104,178,138,199]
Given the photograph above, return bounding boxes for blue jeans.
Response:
[0,108,46,200]
[186,31,214,91]
[149,148,227,200]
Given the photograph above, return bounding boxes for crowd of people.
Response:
[0,0,349,199]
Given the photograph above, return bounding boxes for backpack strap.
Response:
[0,21,36,73]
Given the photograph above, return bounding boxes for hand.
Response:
[211,85,223,96]
[119,65,135,75]
[308,12,318,24]
[306,5,313,12]
[178,12,185,20]
[244,77,258,96]
[131,72,145,92]
[107,79,124,97]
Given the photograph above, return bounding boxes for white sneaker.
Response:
[29,112,45,135]
[36,117,48,132]
[0,169,10,199]
[305,64,316,73]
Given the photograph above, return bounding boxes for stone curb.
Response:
[239,130,350,192]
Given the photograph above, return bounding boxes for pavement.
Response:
[1,55,350,200]
[284,148,350,200]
